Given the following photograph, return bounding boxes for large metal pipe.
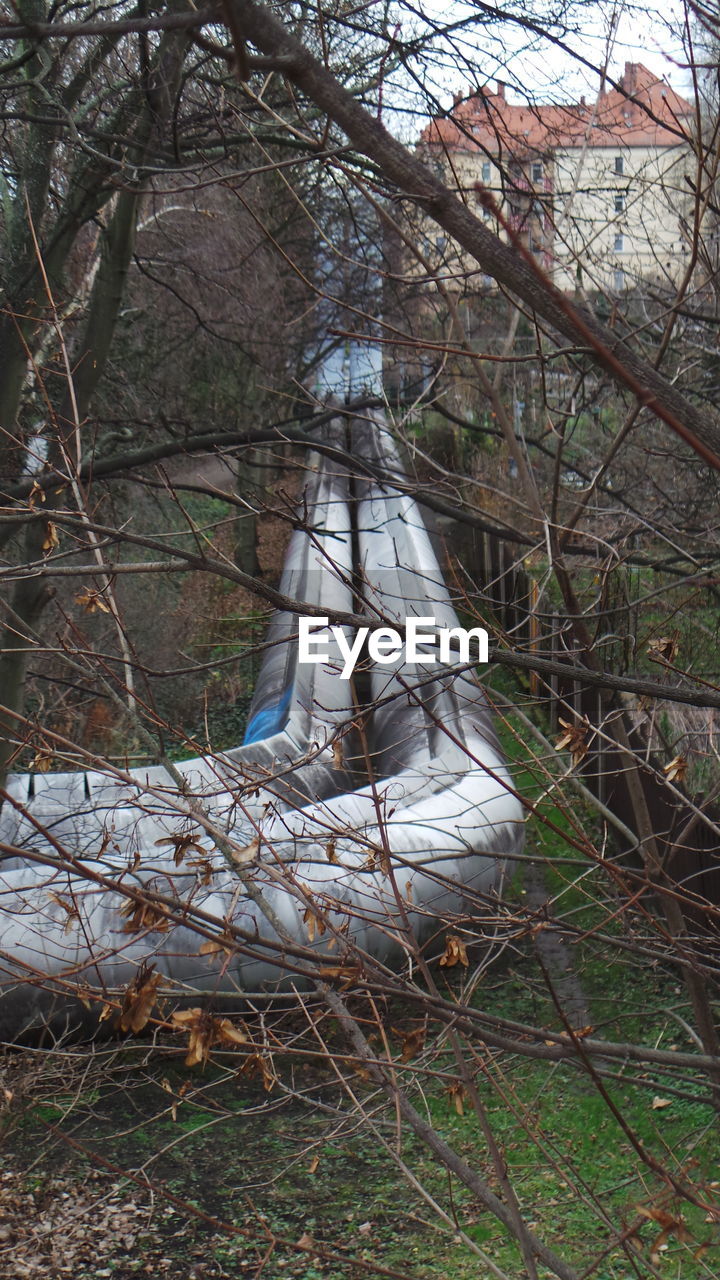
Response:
[0,416,523,1038]
[0,432,356,867]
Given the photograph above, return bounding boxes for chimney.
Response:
[623,62,637,93]
[496,80,506,100]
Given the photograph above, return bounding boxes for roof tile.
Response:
[421,63,692,155]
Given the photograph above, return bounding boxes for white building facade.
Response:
[420,64,694,296]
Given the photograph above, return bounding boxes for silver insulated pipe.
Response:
[0,415,523,1038]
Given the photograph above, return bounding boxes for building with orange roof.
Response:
[418,63,694,293]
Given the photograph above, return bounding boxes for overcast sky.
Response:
[548,0,691,93]
[417,0,694,111]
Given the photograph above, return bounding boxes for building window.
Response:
[614,193,625,214]
[482,160,491,181]
[614,155,624,175]
[531,161,543,182]
[614,233,624,251]
[614,268,625,291]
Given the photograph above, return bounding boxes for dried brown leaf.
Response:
[230,835,260,866]
[30,750,53,773]
[647,634,679,665]
[317,964,359,986]
[42,521,59,553]
[637,1204,677,1227]
[75,589,111,615]
[120,897,171,934]
[160,1076,179,1122]
[188,856,213,885]
[117,965,162,1034]
[217,1018,248,1046]
[303,903,326,942]
[663,755,688,785]
[47,891,79,934]
[171,1009,215,1067]
[199,937,233,959]
[439,934,468,968]
[155,832,205,866]
[448,1081,465,1115]
[28,479,45,510]
[395,1025,426,1063]
[238,1052,275,1091]
[554,716,590,768]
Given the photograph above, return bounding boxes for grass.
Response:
[3,671,720,1278]
[3,965,718,1280]
[5,1034,717,1279]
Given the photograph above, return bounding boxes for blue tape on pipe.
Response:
[242,685,293,745]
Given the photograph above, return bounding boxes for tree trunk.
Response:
[0,521,54,783]
[235,447,263,579]
[0,16,190,783]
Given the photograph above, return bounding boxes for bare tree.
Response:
[2,2,720,1276]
